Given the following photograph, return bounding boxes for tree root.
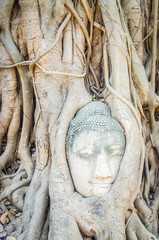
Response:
[0,57,17,148]
[48,203,83,240]
[91,4,103,84]
[135,197,158,236]
[0,200,15,222]
[29,12,71,74]
[4,215,22,237]
[117,0,150,106]
[64,0,91,63]
[151,187,159,212]
[0,15,34,177]
[148,147,158,190]
[6,166,50,240]
[39,211,49,240]
[0,61,31,69]
[72,19,86,66]
[122,0,146,63]
[0,61,86,78]
[80,0,92,23]
[148,0,159,132]
[98,231,125,240]
[103,46,142,135]
[0,0,15,31]
[126,212,158,240]
[66,1,99,88]
[150,0,158,93]
[25,181,49,240]
[0,164,25,181]
[0,97,20,173]
[49,80,91,237]
[0,177,31,202]
[136,24,159,50]
[79,0,105,32]
[11,186,28,211]
[36,63,86,78]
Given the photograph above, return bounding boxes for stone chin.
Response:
[77,183,112,197]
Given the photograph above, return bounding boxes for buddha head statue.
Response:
[66,101,125,197]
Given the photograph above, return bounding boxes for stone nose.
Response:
[94,150,112,179]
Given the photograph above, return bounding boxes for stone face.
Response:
[66,101,125,197]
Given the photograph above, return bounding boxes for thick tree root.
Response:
[98,232,125,240]
[126,213,158,240]
[0,45,17,148]
[39,211,49,240]
[135,197,158,236]
[29,12,71,74]
[0,0,34,177]
[0,97,20,173]
[64,0,91,63]
[5,166,50,240]
[11,186,28,211]
[0,177,31,202]
[0,164,25,181]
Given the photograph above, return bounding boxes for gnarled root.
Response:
[0,0,34,178]
[98,232,125,240]
[39,210,50,240]
[135,197,158,236]
[0,97,20,173]
[0,177,31,202]
[0,43,17,148]
[11,186,28,211]
[126,212,157,240]
[7,165,50,240]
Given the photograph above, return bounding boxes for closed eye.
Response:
[108,145,124,157]
[78,149,94,157]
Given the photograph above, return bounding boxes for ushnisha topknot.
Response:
[66,101,124,149]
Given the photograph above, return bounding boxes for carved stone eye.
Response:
[108,145,123,157]
[78,149,94,158]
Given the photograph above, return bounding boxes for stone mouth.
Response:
[88,182,112,187]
